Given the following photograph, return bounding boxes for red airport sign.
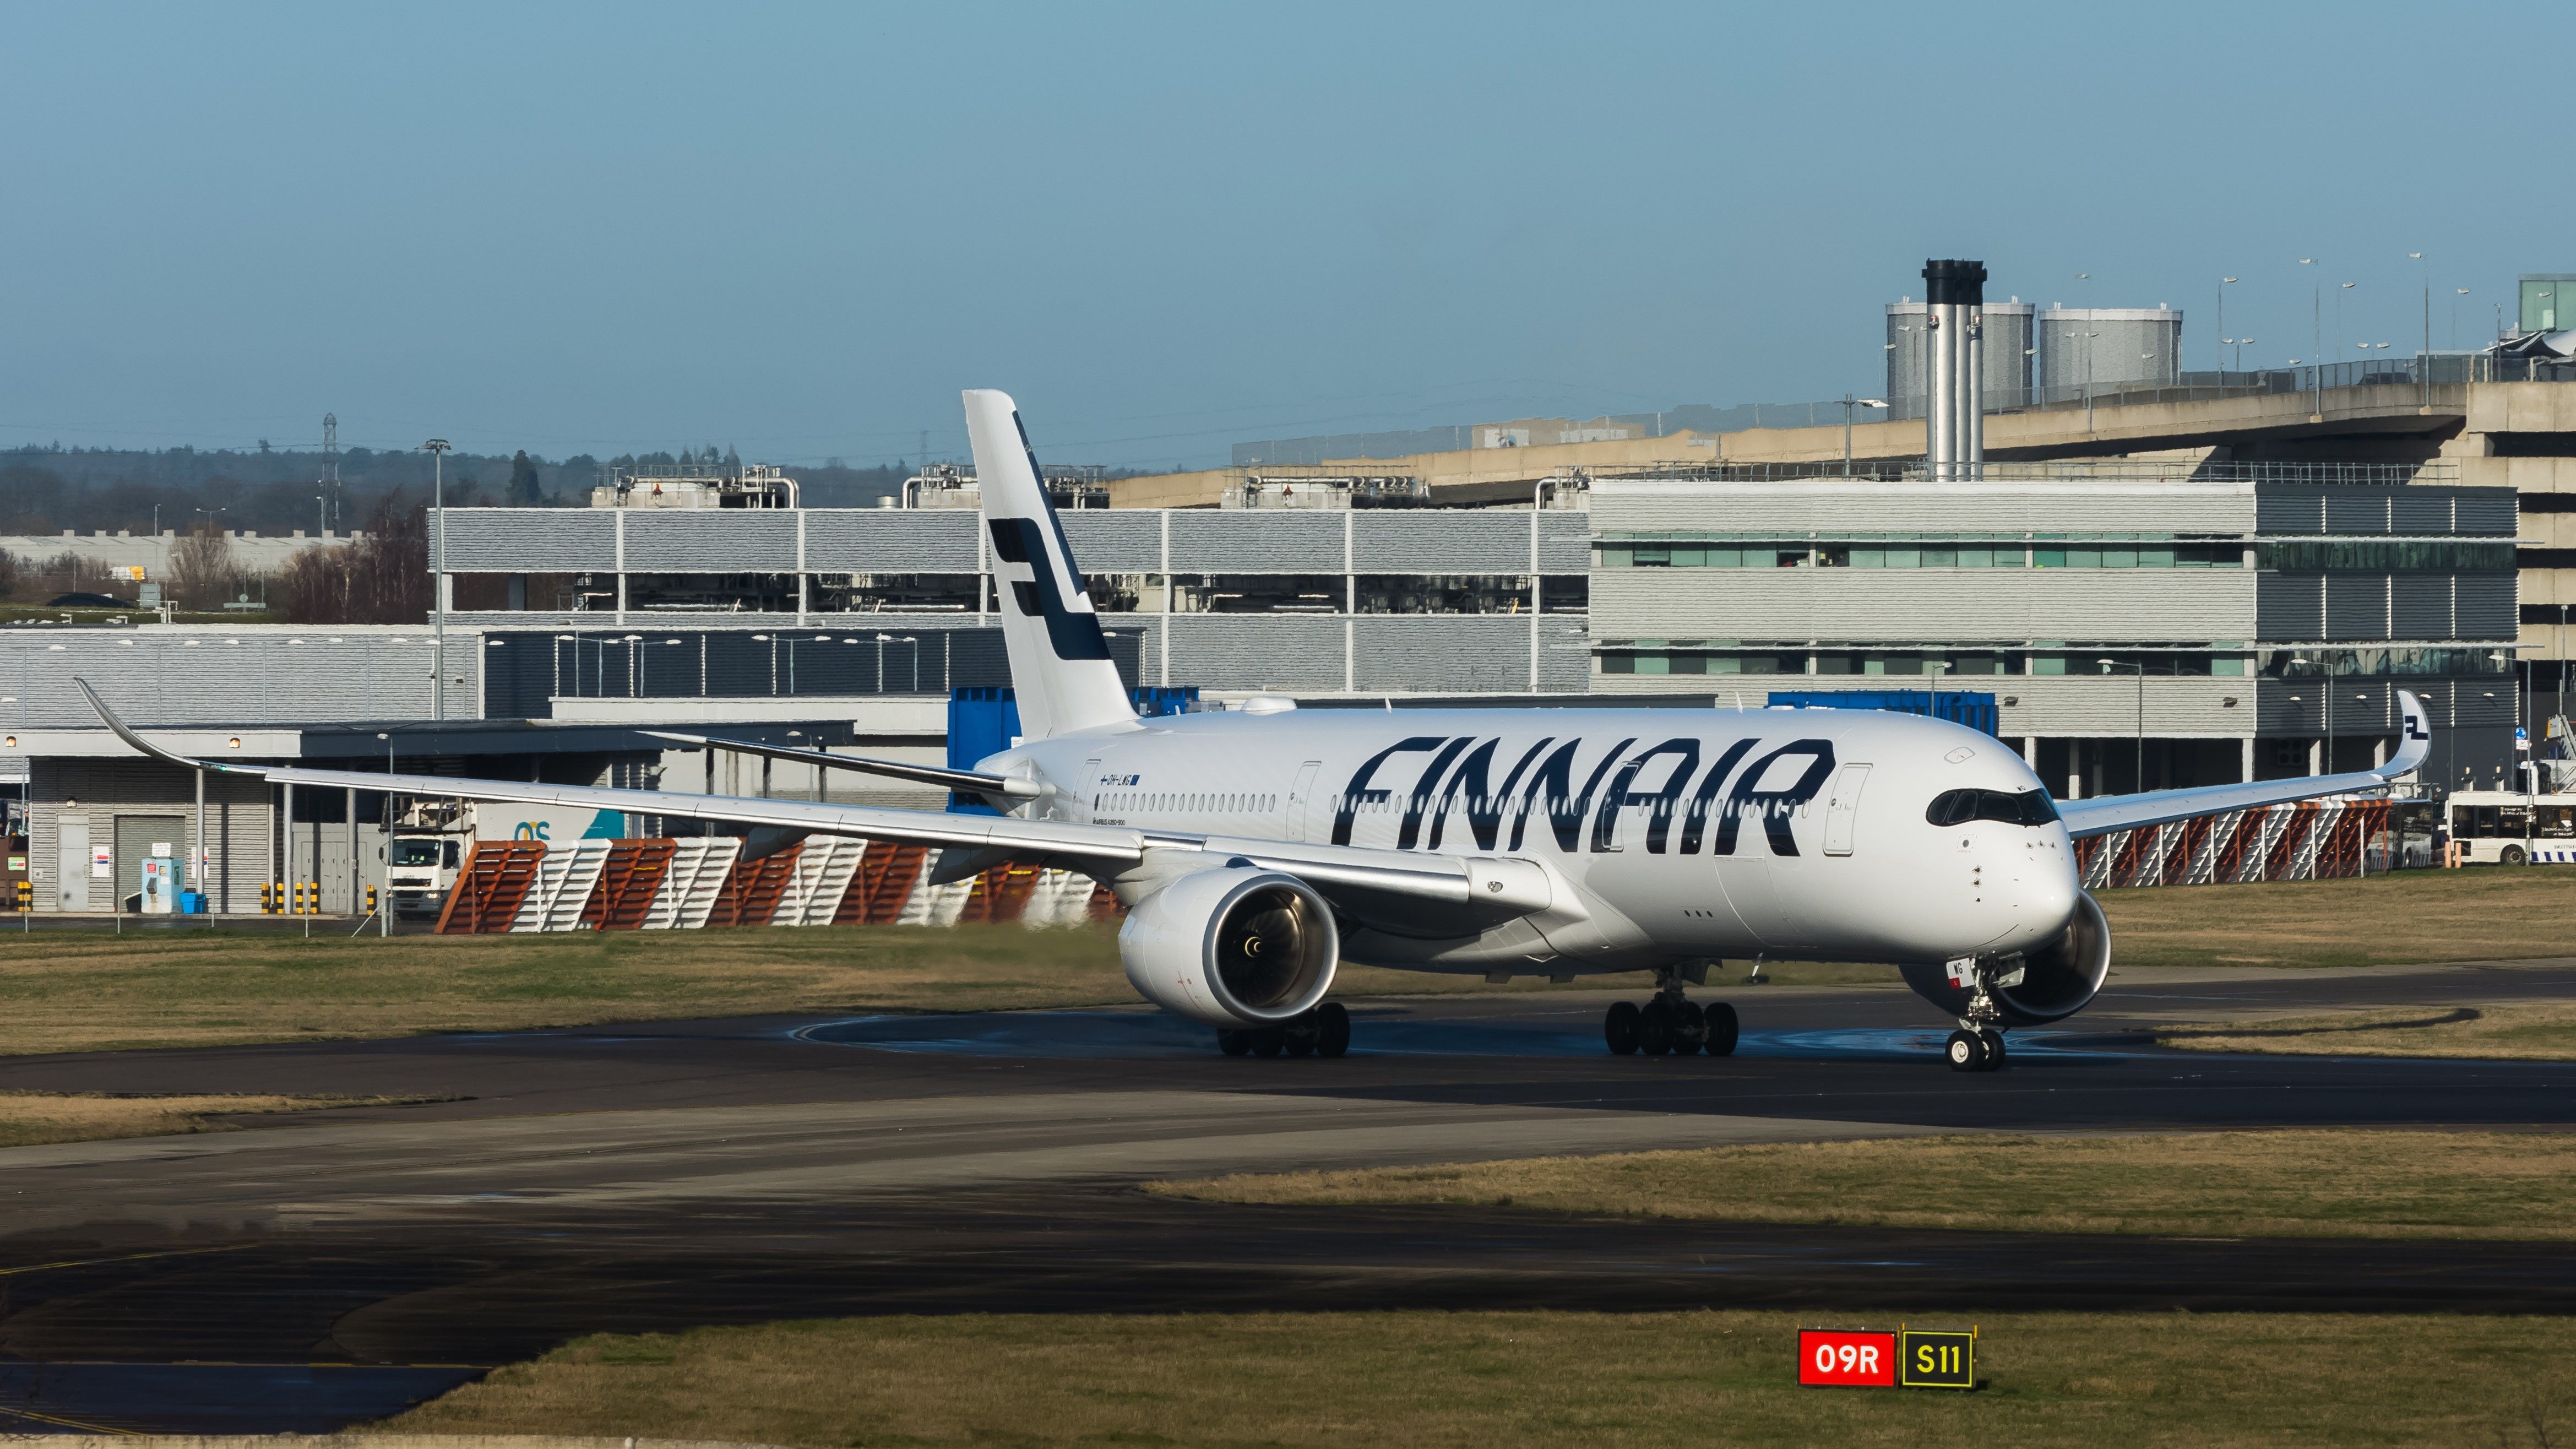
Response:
[1798,1327,1977,1391]
[1797,1329,1895,1387]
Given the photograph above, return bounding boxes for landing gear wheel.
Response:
[1703,1002,1739,1057]
[1672,1001,1706,1056]
[1604,1000,1642,1056]
[1638,999,1676,1056]
[1251,1025,1286,1059]
[1945,1029,1987,1073]
[1216,1029,1251,1057]
[1977,1028,2007,1071]
[1281,1010,1321,1059]
[1316,1001,1351,1059]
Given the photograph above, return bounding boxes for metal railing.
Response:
[1591,459,2457,486]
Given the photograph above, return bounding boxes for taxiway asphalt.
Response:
[1,959,2570,1431]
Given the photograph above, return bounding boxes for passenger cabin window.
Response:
[1925,788,2058,828]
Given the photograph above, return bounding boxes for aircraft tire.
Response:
[1945,1029,1985,1072]
[1704,1001,1739,1057]
[1638,1000,1676,1056]
[1316,1002,1351,1059]
[1977,1028,2007,1071]
[1672,1001,1706,1056]
[1216,1029,1251,1057]
[1604,1000,1642,1055]
[1282,1012,1319,1059]
[1251,1025,1287,1058]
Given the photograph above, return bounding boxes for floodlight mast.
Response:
[420,439,452,720]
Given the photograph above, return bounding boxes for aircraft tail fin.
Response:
[962,389,1135,740]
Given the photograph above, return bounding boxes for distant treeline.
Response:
[0,443,913,538]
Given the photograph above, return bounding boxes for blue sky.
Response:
[3,2,2565,470]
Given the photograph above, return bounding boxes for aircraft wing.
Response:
[77,682,1551,915]
[2053,687,2431,839]
[638,729,1042,802]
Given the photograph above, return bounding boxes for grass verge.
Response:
[2090,864,2576,969]
[0,922,1656,1058]
[2,866,2569,1058]
[384,1309,2576,1448]
[0,1090,434,1147]
[1151,1129,2576,1240]
[2159,1003,2576,1061]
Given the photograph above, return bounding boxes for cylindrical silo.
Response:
[1889,299,2034,419]
[2038,307,2183,403]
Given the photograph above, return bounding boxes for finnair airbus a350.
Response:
[83,390,2430,1071]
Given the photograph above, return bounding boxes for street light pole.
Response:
[1840,396,1887,477]
[2218,276,2237,373]
[420,439,452,720]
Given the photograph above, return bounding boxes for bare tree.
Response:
[166,527,240,610]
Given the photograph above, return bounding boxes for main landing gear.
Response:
[1216,1001,1350,1060]
[1605,964,1737,1058]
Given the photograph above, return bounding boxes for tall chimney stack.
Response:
[1922,259,1988,479]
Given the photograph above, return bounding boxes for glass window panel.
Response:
[1955,547,1995,568]
[2033,548,2067,568]
[1885,549,1921,568]
[2136,547,2176,567]
[1671,547,1707,567]
[1633,654,1670,675]
[2030,655,2067,675]
[2102,548,2138,568]
[1849,549,1885,568]
[1632,546,1670,567]
[1921,547,1958,567]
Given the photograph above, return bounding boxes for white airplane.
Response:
[81,389,2431,1072]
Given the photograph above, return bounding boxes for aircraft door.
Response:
[1822,763,1871,856]
[1080,759,1101,822]
[1286,761,1320,842]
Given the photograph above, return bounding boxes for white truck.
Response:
[386,800,631,916]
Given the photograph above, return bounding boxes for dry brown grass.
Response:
[2,866,2568,1061]
[0,1090,428,1147]
[1152,1129,2576,1240]
[2091,864,2576,969]
[385,1309,2576,1448]
[2161,1003,2576,1060]
[0,922,1669,1058]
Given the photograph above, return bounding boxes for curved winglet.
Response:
[77,679,220,770]
[2387,688,2431,779]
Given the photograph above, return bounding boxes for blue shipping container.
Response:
[1766,689,1998,737]
[947,686,1198,813]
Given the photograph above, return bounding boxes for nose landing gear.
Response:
[1945,1026,2007,1072]
[1945,956,2015,1072]
[1605,964,1738,1057]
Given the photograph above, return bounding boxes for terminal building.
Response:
[8,261,2572,913]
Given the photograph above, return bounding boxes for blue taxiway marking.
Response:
[791,1013,2113,1062]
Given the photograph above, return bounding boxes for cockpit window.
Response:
[1926,788,2058,828]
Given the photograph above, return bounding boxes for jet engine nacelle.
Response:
[1118,867,1340,1028]
[1899,889,2112,1025]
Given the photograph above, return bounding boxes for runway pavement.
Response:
[1,959,2572,1431]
